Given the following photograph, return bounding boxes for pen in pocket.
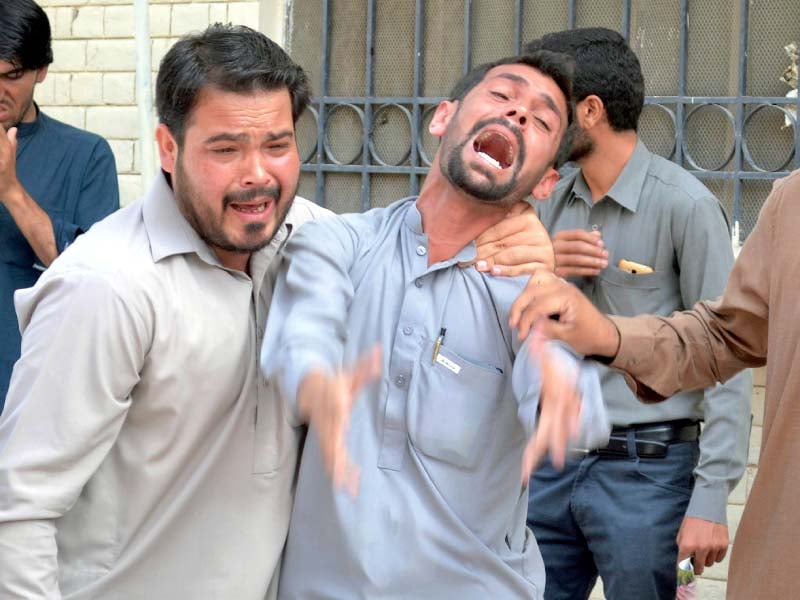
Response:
[431,327,446,364]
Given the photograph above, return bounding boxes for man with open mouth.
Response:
[262,51,610,599]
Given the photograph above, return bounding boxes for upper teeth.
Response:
[478,151,501,169]
[236,203,267,213]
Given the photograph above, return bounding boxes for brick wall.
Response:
[35,0,262,206]
[590,366,765,599]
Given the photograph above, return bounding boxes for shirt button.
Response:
[394,375,406,387]
[416,245,427,256]
[402,326,413,335]
[414,278,424,288]
[591,224,600,231]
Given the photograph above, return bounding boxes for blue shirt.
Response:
[262,197,609,599]
[0,109,118,410]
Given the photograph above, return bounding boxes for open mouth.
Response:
[229,201,271,214]
[473,130,514,170]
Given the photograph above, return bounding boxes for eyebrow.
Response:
[0,66,24,78]
[492,73,565,127]
[203,130,294,144]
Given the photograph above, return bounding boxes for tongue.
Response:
[475,132,512,169]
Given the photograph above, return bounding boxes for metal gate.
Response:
[287,0,800,237]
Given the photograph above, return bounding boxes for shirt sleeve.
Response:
[610,182,773,404]
[0,269,148,598]
[671,195,753,525]
[51,139,119,254]
[260,217,362,424]
[512,340,610,451]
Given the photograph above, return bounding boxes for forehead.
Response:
[186,86,294,133]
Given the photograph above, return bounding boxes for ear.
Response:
[155,123,179,173]
[428,100,458,138]
[577,94,605,129]
[34,66,48,84]
[530,167,559,201]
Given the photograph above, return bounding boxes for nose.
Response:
[504,106,528,127]
[241,152,274,188]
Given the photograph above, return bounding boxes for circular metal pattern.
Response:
[742,103,796,173]
[369,103,413,166]
[323,103,365,165]
[417,105,440,167]
[681,104,736,172]
[296,105,319,164]
[638,104,677,160]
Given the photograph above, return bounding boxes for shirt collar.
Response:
[406,197,479,265]
[15,103,42,139]
[142,170,294,276]
[569,139,651,213]
[142,170,223,266]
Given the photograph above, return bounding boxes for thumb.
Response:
[7,127,18,148]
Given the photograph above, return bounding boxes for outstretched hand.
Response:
[521,327,582,480]
[298,346,382,496]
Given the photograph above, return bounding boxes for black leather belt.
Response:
[595,419,700,459]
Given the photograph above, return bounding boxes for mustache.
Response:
[223,185,281,207]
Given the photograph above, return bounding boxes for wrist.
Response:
[598,316,621,358]
[0,180,25,208]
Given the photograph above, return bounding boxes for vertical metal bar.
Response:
[463,0,473,75]
[514,0,523,54]
[410,0,424,196]
[674,0,688,168]
[621,0,632,41]
[361,0,376,211]
[733,0,749,227]
[315,0,331,207]
[567,0,576,29]
[795,81,800,169]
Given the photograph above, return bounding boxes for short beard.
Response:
[566,124,595,162]
[173,156,295,255]
[440,116,529,205]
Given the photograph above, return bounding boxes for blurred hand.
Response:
[508,270,620,357]
[467,202,555,277]
[552,228,608,278]
[677,517,729,575]
[521,327,582,479]
[298,347,382,496]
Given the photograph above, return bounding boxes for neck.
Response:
[214,247,251,273]
[416,159,508,265]
[578,129,638,203]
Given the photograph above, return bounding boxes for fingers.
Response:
[521,338,581,479]
[347,345,382,395]
[553,228,604,245]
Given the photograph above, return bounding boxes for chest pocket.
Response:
[407,340,506,470]
[594,266,679,317]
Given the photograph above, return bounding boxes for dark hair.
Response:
[525,28,644,132]
[448,51,575,167]
[0,0,53,71]
[156,24,311,145]
[450,51,574,124]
